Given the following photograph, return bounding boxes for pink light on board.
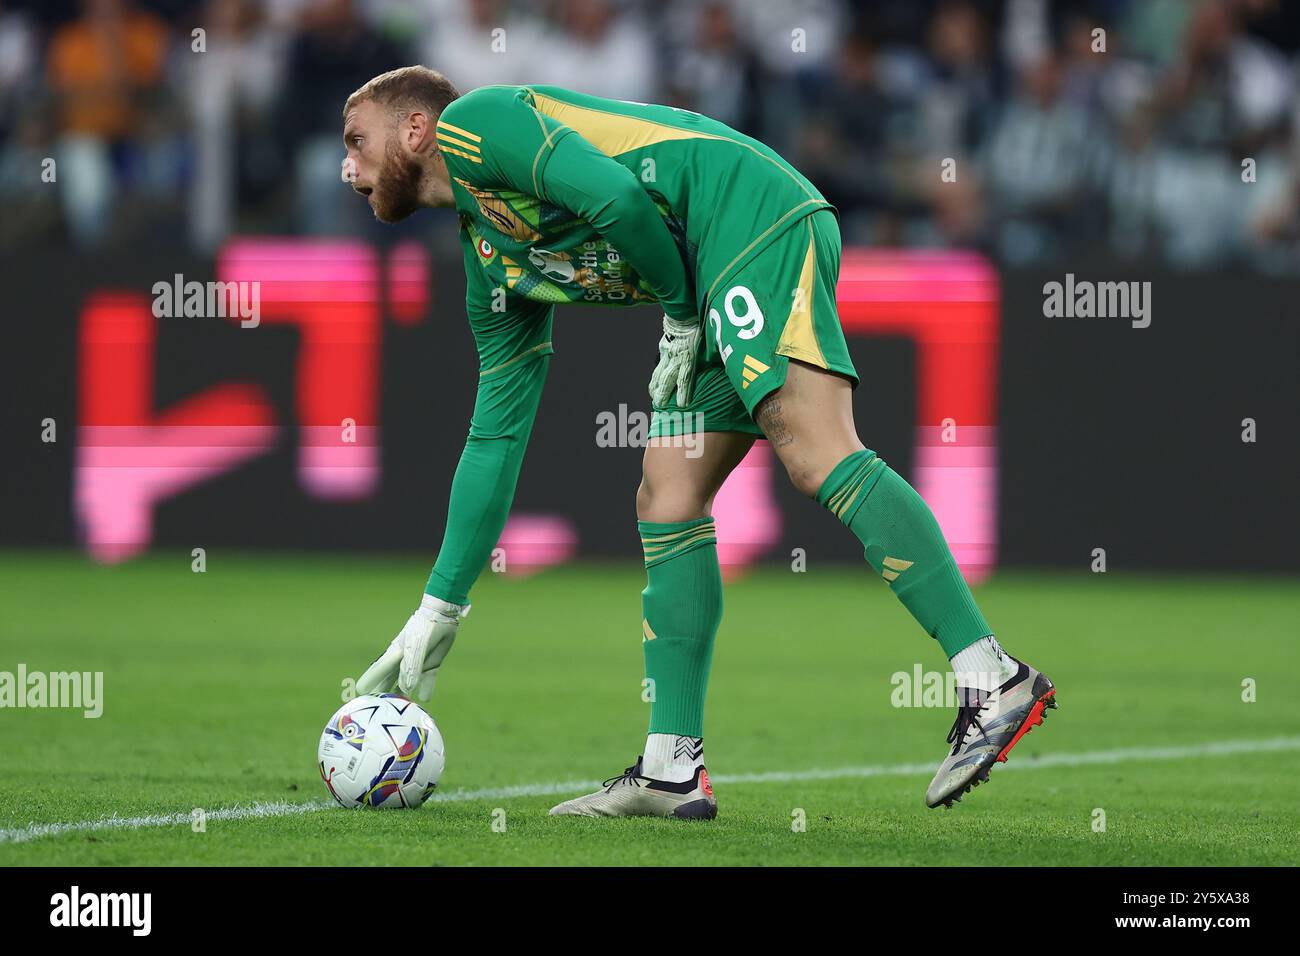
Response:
[710,441,781,581]
[387,240,432,325]
[74,240,432,562]
[75,293,278,563]
[495,513,579,576]
[913,425,997,579]
[218,239,387,500]
[77,424,279,563]
[838,250,1000,583]
[298,425,380,498]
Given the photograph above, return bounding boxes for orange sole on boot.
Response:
[995,688,1057,763]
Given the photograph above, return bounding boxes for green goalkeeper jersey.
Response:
[424,84,833,604]
[438,84,833,327]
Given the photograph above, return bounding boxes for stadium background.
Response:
[3,0,1297,573]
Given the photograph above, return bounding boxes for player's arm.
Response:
[437,87,696,325]
[534,125,703,407]
[357,238,553,700]
[423,286,553,607]
[438,87,701,404]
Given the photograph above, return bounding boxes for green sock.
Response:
[817,449,991,657]
[639,516,723,737]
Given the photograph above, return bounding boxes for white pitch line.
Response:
[2,735,1297,846]
[0,799,330,847]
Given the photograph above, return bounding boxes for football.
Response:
[317,694,445,809]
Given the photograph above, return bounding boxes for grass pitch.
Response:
[0,552,1296,866]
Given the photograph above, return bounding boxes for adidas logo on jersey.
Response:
[740,354,770,389]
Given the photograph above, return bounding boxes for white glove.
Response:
[648,313,701,408]
[356,595,471,702]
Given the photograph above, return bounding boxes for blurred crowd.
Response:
[2,0,1300,272]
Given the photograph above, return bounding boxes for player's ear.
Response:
[404,110,436,155]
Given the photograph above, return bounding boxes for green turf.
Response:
[1,552,1296,866]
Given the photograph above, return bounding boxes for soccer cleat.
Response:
[548,757,717,819]
[925,657,1057,809]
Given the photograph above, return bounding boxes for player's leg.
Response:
[756,358,1007,689]
[754,360,1004,662]
[716,210,1056,808]
[634,427,754,796]
[755,360,1056,808]
[635,431,755,521]
[550,368,759,819]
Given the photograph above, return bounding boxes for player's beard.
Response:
[370,138,425,224]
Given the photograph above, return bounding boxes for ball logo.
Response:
[323,711,366,751]
[319,763,343,802]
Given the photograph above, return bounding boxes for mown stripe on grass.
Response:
[2,735,1297,846]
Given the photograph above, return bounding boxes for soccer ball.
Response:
[317,694,445,808]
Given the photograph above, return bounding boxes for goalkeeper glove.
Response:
[356,594,471,702]
[648,313,701,408]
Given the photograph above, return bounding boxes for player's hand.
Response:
[648,313,701,408]
[355,595,471,702]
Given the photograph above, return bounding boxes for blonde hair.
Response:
[344,66,461,121]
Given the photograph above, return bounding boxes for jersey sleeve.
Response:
[423,234,554,605]
[437,86,698,324]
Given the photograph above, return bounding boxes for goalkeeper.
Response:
[346,67,1055,816]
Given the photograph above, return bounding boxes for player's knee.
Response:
[770,440,856,499]
[636,475,709,523]
[783,459,831,499]
[635,478,655,520]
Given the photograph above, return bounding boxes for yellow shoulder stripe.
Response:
[442,146,483,164]
[437,119,482,143]
[437,132,481,154]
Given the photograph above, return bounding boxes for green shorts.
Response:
[648,209,859,438]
